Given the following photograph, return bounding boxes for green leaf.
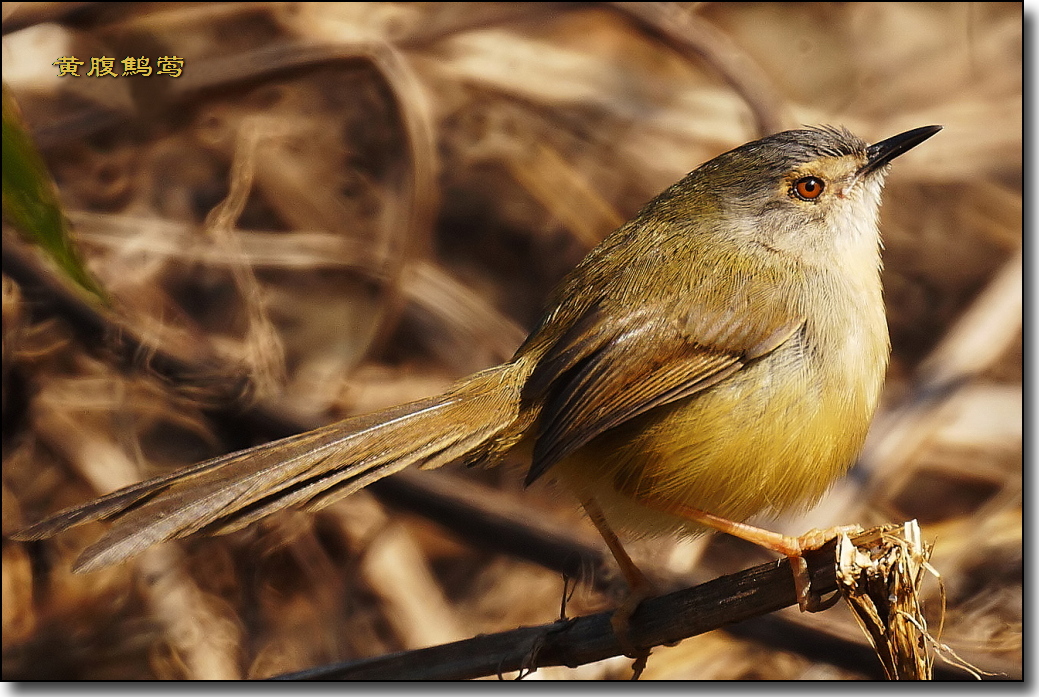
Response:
[3,83,109,305]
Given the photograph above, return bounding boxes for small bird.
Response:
[14,124,941,617]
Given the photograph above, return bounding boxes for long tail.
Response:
[13,361,529,572]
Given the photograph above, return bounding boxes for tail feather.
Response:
[13,363,528,573]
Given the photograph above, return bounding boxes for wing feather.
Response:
[524,301,802,485]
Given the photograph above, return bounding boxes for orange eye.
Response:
[793,176,825,200]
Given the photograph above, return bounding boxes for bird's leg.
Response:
[638,496,859,612]
[581,497,653,661]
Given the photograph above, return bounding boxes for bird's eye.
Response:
[792,176,825,201]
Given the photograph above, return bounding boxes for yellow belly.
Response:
[552,339,879,539]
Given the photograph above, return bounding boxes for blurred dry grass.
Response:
[1,1,1021,680]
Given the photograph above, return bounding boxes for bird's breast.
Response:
[552,318,886,539]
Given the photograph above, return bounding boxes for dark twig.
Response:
[275,540,840,680]
[373,471,617,593]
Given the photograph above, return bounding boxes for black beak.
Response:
[860,125,942,177]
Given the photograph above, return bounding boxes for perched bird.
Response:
[15,124,941,619]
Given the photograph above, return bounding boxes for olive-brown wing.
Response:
[523,303,803,485]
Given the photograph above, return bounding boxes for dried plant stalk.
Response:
[837,521,937,680]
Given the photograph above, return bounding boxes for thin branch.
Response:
[275,538,841,680]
